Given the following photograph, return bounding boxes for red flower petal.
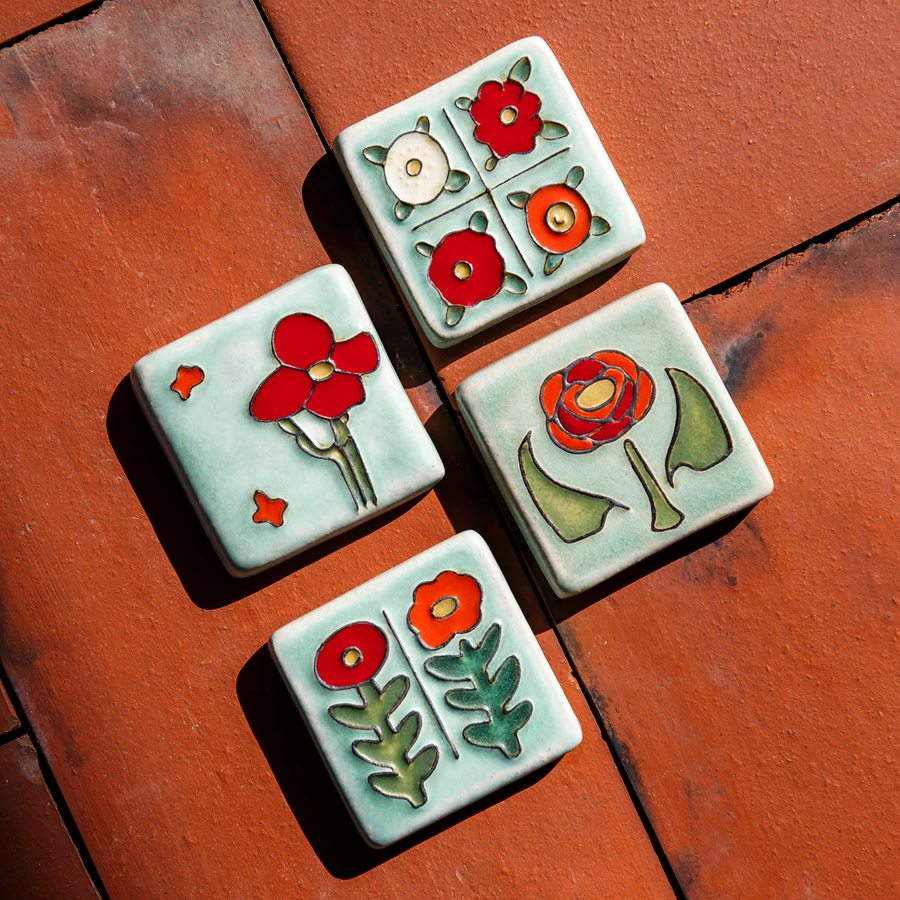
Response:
[612,380,635,418]
[471,80,504,121]
[429,229,505,308]
[513,84,541,119]
[331,332,379,375]
[567,358,605,383]
[557,406,603,437]
[315,622,388,690]
[305,372,365,419]
[272,313,334,369]
[250,366,314,421]
[590,417,633,445]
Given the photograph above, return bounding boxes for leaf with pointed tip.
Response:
[565,165,584,189]
[503,273,527,294]
[468,210,488,233]
[591,215,611,236]
[369,744,438,808]
[416,115,430,133]
[455,96,473,110]
[446,305,465,326]
[665,368,733,486]
[543,253,564,275]
[485,155,498,171]
[445,169,470,193]
[507,190,529,209]
[394,200,413,221]
[363,145,387,165]
[519,431,627,542]
[509,56,531,83]
[540,121,569,140]
[415,241,434,257]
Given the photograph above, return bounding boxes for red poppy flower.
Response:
[542,350,655,453]
[470,80,542,159]
[250,314,379,422]
[315,622,388,690]
[408,571,483,650]
[428,229,505,309]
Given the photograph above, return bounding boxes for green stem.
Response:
[331,418,377,507]
[623,439,684,532]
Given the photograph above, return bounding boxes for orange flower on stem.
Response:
[408,571,483,650]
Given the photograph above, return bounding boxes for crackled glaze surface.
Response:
[131,265,444,575]
[335,38,643,347]
[270,531,582,847]
[457,283,772,597]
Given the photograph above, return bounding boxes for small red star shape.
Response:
[252,490,287,527]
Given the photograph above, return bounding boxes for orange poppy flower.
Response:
[541,349,655,454]
[408,571,483,650]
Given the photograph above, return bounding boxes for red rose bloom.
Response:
[428,228,505,308]
[542,350,656,453]
[470,80,542,159]
[250,313,379,422]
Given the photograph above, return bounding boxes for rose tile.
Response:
[270,530,581,847]
[457,283,772,597]
[131,265,444,576]
[334,37,643,347]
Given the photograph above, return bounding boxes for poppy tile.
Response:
[456,283,773,597]
[270,530,582,847]
[131,265,444,576]
[334,37,644,348]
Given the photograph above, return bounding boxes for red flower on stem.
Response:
[470,80,542,159]
[315,622,388,690]
[250,314,379,422]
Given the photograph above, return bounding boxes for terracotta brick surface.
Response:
[259,0,900,392]
[0,735,101,900]
[539,207,900,900]
[0,0,90,45]
[0,1,675,897]
[0,678,21,736]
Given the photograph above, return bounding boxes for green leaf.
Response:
[394,200,413,220]
[468,210,488,233]
[503,273,527,294]
[565,165,584,189]
[590,215,611,236]
[455,96,473,111]
[445,169,470,193]
[519,431,627,542]
[415,241,434,257]
[424,623,534,758]
[665,368,733,486]
[416,115,430,133]
[509,56,531,83]
[624,439,685,532]
[507,190,529,209]
[362,145,387,165]
[331,679,439,809]
[485,155,498,171]
[540,121,569,140]
[543,253,564,275]
[445,305,465,326]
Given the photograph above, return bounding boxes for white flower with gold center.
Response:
[384,131,450,206]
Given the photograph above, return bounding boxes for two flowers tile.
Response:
[131,38,771,846]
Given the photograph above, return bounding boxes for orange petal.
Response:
[594,350,638,381]
[541,372,564,418]
[633,370,656,421]
[548,420,593,452]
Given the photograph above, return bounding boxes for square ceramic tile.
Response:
[334,37,644,347]
[270,531,582,847]
[131,265,443,576]
[456,283,773,598]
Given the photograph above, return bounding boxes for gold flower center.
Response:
[406,158,423,176]
[308,361,334,381]
[500,106,518,125]
[546,202,576,234]
[342,648,361,667]
[577,378,616,410]
[431,596,459,619]
[454,261,473,280]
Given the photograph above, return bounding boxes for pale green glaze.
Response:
[334,37,645,347]
[456,284,774,598]
[269,531,582,847]
[131,265,444,576]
